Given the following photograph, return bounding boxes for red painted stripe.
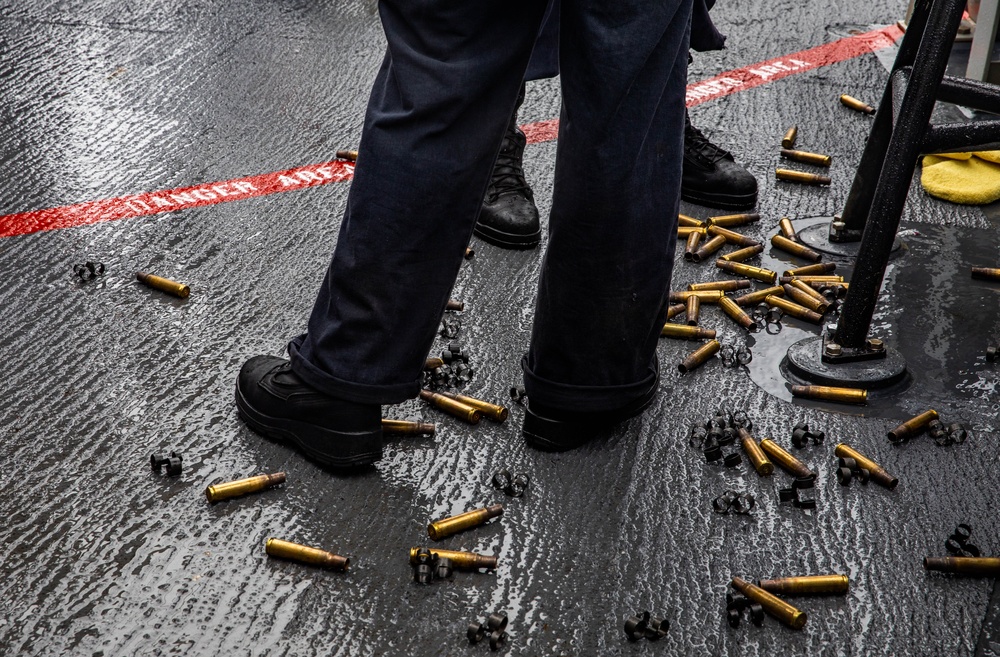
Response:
[0,25,901,240]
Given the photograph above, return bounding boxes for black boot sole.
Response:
[473,222,541,250]
[681,187,758,211]
[235,378,382,469]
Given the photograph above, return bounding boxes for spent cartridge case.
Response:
[759,439,815,478]
[382,419,436,436]
[776,168,831,186]
[731,576,807,629]
[678,226,707,238]
[425,357,445,370]
[666,303,686,320]
[735,286,784,306]
[779,275,844,284]
[834,443,898,489]
[678,213,704,228]
[428,504,504,541]
[778,217,798,241]
[780,149,833,167]
[782,125,798,149]
[771,235,822,263]
[685,295,701,325]
[446,299,465,311]
[765,295,823,323]
[782,284,829,314]
[669,290,724,304]
[785,262,837,277]
[437,392,509,422]
[791,385,867,405]
[691,234,727,262]
[707,225,761,248]
[715,260,778,284]
[887,409,938,442]
[738,427,774,476]
[684,230,703,260]
[266,538,349,571]
[661,323,717,340]
[409,547,498,571]
[790,279,831,306]
[719,244,764,262]
[136,272,190,299]
[678,340,720,374]
[719,296,756,331]
[465,246,474,259]
[971,267,1000,281]
[688,280,752,293]
[758,574,849,595]
[708,213,760,228]
[840,94,876,114]
[924,557,1000,577]
[205,472,286,503]
[419,390,481,424]
[336,149,359,161]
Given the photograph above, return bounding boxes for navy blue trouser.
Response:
[290,0,692,412]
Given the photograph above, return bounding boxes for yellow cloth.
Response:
[920,150,1000,204]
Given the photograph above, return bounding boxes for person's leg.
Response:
[521,0,693,449]
[236,0,548,467]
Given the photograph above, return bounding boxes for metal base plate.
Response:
[785,335,909,390]
[796,219,904,259]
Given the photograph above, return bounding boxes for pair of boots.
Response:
[476,102,758,249]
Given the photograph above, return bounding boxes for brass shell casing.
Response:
[678,340,720,373]
[425,357,445,370]
[428,504,504,541]
[715,260,778,284]
[691,234,728,262]
[779,275,845,284]
[924,557,1000,577]
[678,214,704,228]
[419,390,482,424]
[731,576,807,630]
[782,125,798,149]
[678,226,707,238]
[790,279,831,306]
[465,247,475,259]
[446,299,464,311]
[266,538,349,571]
[759,439,815,478]
[438,392,509,422]
[708,213,760,228]
[684,230,703,261]
[765,295,823,324]
[771,235,823,263]
[834,443,898,490]
[719,296,756,331]
[408,547,498,571]
[734,286,784,306]
[780,149,833,167]
[136,272,190,298]
[791,385,868,404]
[775,168,832,186]
[336,149,359,161]
[666,303,686,320]
[840,94,876,114]
[758,574,849,595]
[785,262,837,277]
[205,472,286,503]
[688,280,752,292]
[887,409,938,442]
[669,290,724,304]
[719,244,765,262]
[382,419,436,435]
[971,267,1000,281]
[685,295,700,326]
[738,427,774,476]
[778,217,798,241]
[661,323,717,340]
[707,225,761,248]
[782,284,829,314]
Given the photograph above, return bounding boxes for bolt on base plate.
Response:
[785,336,909,390]
[795,218,904,259]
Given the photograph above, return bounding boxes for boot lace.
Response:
[489,128,530,200]
[685,112,732,166]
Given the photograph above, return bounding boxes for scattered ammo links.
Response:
[689,410,752,468]
[205,471,286,503]
[440,316,462,339]
[790,421,825,448]
[492,469,529,497]
[467,611,508,651]
[265,538,349,572]
[73,261,105,281]
[834,443,899,490]
[835,456,871,486]
[428,504,503,541]
[943,524,982,558]
[150,451,183,476]
[758,574,849,596]
[412,547,457,584]
[839,93,876,115]
[136,271,190,298]
[779,476,818,510]
[718,344,753,368]
[730,576,807,629]
[623,610,670,641]
[423,342,475,389]
[712,489,755,515]
[409,547,498,572]
[381,419,436,436]
[725,591,765,628]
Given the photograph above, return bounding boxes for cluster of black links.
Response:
[688,410,750,468]
[467,611,508,651]
[719,344,753,368]
[790,421,825,448]
[945,524,981,557]
[508,386,527,406]
[712,490,756,515]
[73,261,106,281]
[778,475,817,510]
[440,317,462,339]
[753,302,784,334]
[623,610,670,642]
[491,469,530,498]
[424,342,474,389]
[412,548,454,584]
[928,419,967,447]
[836,457,870,486]
[726,592,764,628]
[150,452,182,476]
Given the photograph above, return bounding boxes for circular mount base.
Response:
[785,336,909,390]
[795,218,903,259]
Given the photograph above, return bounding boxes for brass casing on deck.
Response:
[266,538,349,571]
[206,472,286,503]
[719,296,756,331]
[438,391,509,422]
[780,149,833,167]
[834,443,899,490]
[715,260,778,284]
[758,574,849,595]
[382,419,436,435]
[428,504,504,541]
[136,272,190,298]
[765,295,823,323]
[731,576,807,629]
[775,168,832,186]
[707,213,760,228]
[660,323,717,340]
[408,547,498,571]
[791,385,868,404]
[688,280,752,292]
[840,94,876,114]
[759,439,815,478]
[734,286,784,307]
[771,235,822,263]
[419,390,482,424]
[782,125,798,149]
[678,340,720,373]
[887,409,939,442]
[719,244,765,262]
[924,557,1000,577]
[707,225,761,247]
[738,427,774,476]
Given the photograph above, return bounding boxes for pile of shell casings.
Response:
[776,124,833,186]
[411,505,504,585]
[727,574,849,630]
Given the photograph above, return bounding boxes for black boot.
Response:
[682,109,758,210]
[474,85,541,249]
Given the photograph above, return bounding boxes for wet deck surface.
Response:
[1,1,998,655]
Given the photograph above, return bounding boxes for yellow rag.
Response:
[920,150,1000,204]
